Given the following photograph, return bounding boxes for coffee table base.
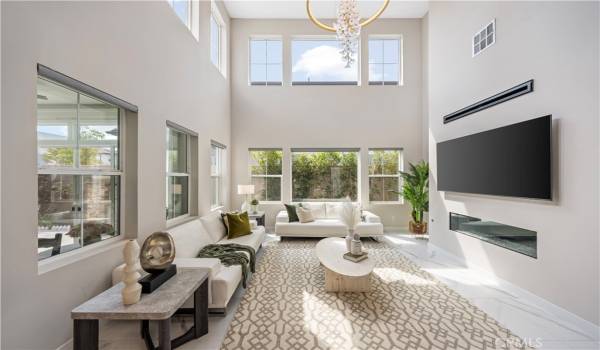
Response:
[324,267,371,292]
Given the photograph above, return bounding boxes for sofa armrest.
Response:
[276,210,289,223]
[363,211,381,224]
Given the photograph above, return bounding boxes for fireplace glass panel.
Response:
[449,212,537,258]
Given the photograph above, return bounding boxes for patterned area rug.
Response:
[221,239,524,350]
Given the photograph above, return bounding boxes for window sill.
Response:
[166,215,198,228]
[369,201,405,205]
[211,205,225,212]
[38,236,127,275]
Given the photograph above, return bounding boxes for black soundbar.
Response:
[443,80,534,124]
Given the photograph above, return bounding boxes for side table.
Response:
[72,269,208,350]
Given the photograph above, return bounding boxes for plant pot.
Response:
[409,221,428,234]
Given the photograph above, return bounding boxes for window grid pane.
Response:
[369,38,400,84]
[37,77,121,260]
[210,15,220,69]
[250,39,282,85]
[292,151,358,201]
[291,39,358,85]
[249,150,283,201]
[368,149,402,202]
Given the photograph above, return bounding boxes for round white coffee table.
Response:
[315,237,375,292]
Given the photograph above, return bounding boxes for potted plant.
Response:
[391,161,429,234]
[250,199,259,213]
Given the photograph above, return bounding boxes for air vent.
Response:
[473,19,495,57]
[443,80,534,124]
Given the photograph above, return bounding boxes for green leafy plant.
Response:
[391,161,429,224]
[250,199,259,206]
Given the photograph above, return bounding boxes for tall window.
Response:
[291,38,359,85]
[210,6,226,75]
[249,149,282,201]
[211,142,226,208]
[368,149,402,202]
[37,77,121,260]
[249,38,283,86]
[368,37,401,85]
[292,149,358,201]
[166,126,191,221]
[167,0,191,28]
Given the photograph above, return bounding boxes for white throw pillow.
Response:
[296,207,315,223]
[200,211,227,242]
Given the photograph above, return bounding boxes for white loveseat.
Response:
[112,211,265,312]
[274,202,384,237]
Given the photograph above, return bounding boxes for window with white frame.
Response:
[291,38,359,85]
[211,141,226,208]
[167,0,192,29]
[249,38,283,86]
[292,149,359,201]
[166,125,191,221]
[210,5,226,75]
[368,149,403,202]
[37,77,121,260]
[368,37,401,85]
[249,149,283,201]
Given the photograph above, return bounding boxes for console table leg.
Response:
[194,278,209,337]
[73,319,98,350]
[158,319,171,350]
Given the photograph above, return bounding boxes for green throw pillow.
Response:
[226,211,252,239]
[284,204,299,222]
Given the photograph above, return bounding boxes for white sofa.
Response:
[112,211,265,312]
[274,202,384,237]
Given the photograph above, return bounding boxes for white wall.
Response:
[0,1,231,349]
[229,18,424,229]
[427,1,599,325]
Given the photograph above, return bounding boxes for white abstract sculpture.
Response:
[340,200,361,252]
[122,239,142,305]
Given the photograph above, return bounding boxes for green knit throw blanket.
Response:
[197,244,256,288]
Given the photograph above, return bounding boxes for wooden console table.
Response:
[72,269,208,350]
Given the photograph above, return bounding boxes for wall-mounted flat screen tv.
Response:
[437,115,552,199]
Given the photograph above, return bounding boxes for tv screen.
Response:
[437,115,552,199]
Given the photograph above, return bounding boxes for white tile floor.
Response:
[99,232,600,350]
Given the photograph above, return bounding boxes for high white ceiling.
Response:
[223,0,429,19]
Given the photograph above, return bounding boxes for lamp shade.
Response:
[238,184,255,195]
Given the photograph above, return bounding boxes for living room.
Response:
[1,1,599,349]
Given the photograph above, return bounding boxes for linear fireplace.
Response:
[449,213,537,258]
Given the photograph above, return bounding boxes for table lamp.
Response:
[237,184,255,212]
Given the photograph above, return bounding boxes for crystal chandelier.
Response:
[335,0,361,67]
[307,0,390,67]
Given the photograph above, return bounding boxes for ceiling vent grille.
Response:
[473,19,495,57]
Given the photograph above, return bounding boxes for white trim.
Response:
[38,237,126,275]
[367,35,403,86]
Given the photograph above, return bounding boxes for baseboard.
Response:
[427,242,600,340]
[56,338,72,350]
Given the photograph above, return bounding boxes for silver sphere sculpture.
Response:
[139,232,176,273]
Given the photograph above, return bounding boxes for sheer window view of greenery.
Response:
[37,77,120,260]
[292,151,358,201]
[369,149,402,202]
[166,127,189,220]
[250,150,282,201]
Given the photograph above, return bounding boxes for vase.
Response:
[251,204,258,213]
[351,239,362,255]
[409,221,428,234]
[345,230,353,252]
[122,239,142,305]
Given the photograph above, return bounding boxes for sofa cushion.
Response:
[218,226,265,252]
[300,202,326,219]
[325,202,343,219]
[168,219,214,258]
[200,211,227,242]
